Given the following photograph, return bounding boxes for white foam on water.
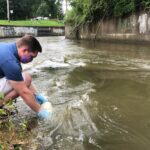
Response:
[71,99,83,108]
[74,62,86,67]
[78,129,85,142]
[22,59,72,74]
[36,60,70,68]
[138,63,150,70]
[68,60,86,67]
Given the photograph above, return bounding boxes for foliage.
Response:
[0,94,29,149]
[0,0,64,20]
[65,0,150,26]
[143,0,150,10]
[64,0,91,27]
[0,0,6,19]
[56,0,64,20]
[36,2,51,17]
[113,0,135,17]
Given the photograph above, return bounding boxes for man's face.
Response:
[20,49,38,64]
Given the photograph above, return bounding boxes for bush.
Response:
[0,95,29,149]
[65,0,150,27]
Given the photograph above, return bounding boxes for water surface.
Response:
[1,37,150,150]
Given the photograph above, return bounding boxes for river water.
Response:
[1,36,150,150]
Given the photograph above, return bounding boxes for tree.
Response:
[0,0,63,20]
[0,0,7,19]
[56,0,64,19]
[36,2,50,17]
[35,0,64,19]
[65,0,150,26]
[10,0,41,19]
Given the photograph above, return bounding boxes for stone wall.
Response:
[0,26,65,38]
[65,12,150,43]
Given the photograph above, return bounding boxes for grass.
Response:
[0,20,64,27]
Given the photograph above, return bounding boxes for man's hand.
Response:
[37,109,52,119]
[35,94,48,105]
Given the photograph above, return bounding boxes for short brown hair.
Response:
[17,35,42,53]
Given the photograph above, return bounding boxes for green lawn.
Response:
[0,20,64,27]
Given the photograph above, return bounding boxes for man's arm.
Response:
[8,80,41,112]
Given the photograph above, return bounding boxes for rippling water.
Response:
[1,36,150,150]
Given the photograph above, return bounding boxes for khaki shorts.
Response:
[0,74,25,95]
[0,77,12,95]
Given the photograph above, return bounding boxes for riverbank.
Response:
[0,26,65,37]
[0,20,65,37]
[65,12,150,44]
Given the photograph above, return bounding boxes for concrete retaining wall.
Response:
[0,26,65,38]
[65,12,150,43]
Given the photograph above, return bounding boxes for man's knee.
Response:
[23,72,32,87]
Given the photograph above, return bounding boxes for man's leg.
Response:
[1,72,36,106]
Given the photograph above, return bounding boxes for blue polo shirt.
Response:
[0,42,23,81]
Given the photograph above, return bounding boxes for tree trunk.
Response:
[6,0,10,22]
[65,0,68,12]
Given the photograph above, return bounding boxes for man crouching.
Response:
[0,35,51,119]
